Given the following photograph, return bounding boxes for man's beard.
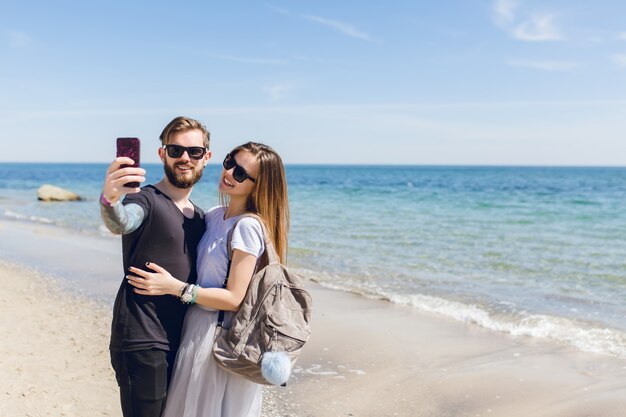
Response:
[164,161,204,189]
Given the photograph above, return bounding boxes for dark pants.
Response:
[110,348,176,417]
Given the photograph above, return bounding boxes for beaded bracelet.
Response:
[190,284,199,304]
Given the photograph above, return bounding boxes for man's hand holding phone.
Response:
[102,138,144,205]
[101,157,146,204]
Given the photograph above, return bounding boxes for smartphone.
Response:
[116,137,141,188]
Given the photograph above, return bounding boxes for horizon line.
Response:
[1,161,625,169]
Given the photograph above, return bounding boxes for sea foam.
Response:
[4,210,54,224]
[387,292,626,360]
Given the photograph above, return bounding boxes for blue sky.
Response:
[1,0,625,165]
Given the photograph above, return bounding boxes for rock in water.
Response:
[37,184,82,202]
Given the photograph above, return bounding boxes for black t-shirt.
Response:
[109,185,206,352]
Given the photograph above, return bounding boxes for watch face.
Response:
[181,292,192,302]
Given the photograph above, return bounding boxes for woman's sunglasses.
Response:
[223,153,256,183]
[162,144,207,160]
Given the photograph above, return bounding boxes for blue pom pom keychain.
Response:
[261,351,291,386]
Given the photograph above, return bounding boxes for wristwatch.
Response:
[181,284,194,304]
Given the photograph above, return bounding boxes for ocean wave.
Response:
[2,209,119,240]
[296,269,626,360]
[3,209,54,224]
[386,293,626,359]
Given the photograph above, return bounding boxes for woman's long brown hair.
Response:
[220,142,290,263]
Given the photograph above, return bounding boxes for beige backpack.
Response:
[212,215,313,386]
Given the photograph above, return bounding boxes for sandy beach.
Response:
[1,218,626,417]
[0,260,119,417]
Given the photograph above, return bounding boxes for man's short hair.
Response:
[159,116,210,148]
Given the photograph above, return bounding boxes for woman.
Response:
[127,141,289,417]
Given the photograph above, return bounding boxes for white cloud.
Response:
[270,6,382,44]
[507,59,577,71]
[262,83,297,102]
[491,1,563,42]
[618,32,626,41]
[301,14,382,44]
[512,14,562,41]
[611,54,626,69]
[493,0,520,23]
[9,100,626,122]
[5,30,34,49]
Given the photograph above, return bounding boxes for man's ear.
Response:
[204,150,212,166]
[158,146,166,162]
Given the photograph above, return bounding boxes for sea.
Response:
[1,163,626,359]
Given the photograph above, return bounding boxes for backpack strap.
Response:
[216,257,233,328]
[216,213,279,328]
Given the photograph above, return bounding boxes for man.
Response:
[100,116,212,417]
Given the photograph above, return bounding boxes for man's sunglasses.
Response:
[223,153,256,183]
[162,144,207,160]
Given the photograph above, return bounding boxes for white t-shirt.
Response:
[195,206,265,312]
